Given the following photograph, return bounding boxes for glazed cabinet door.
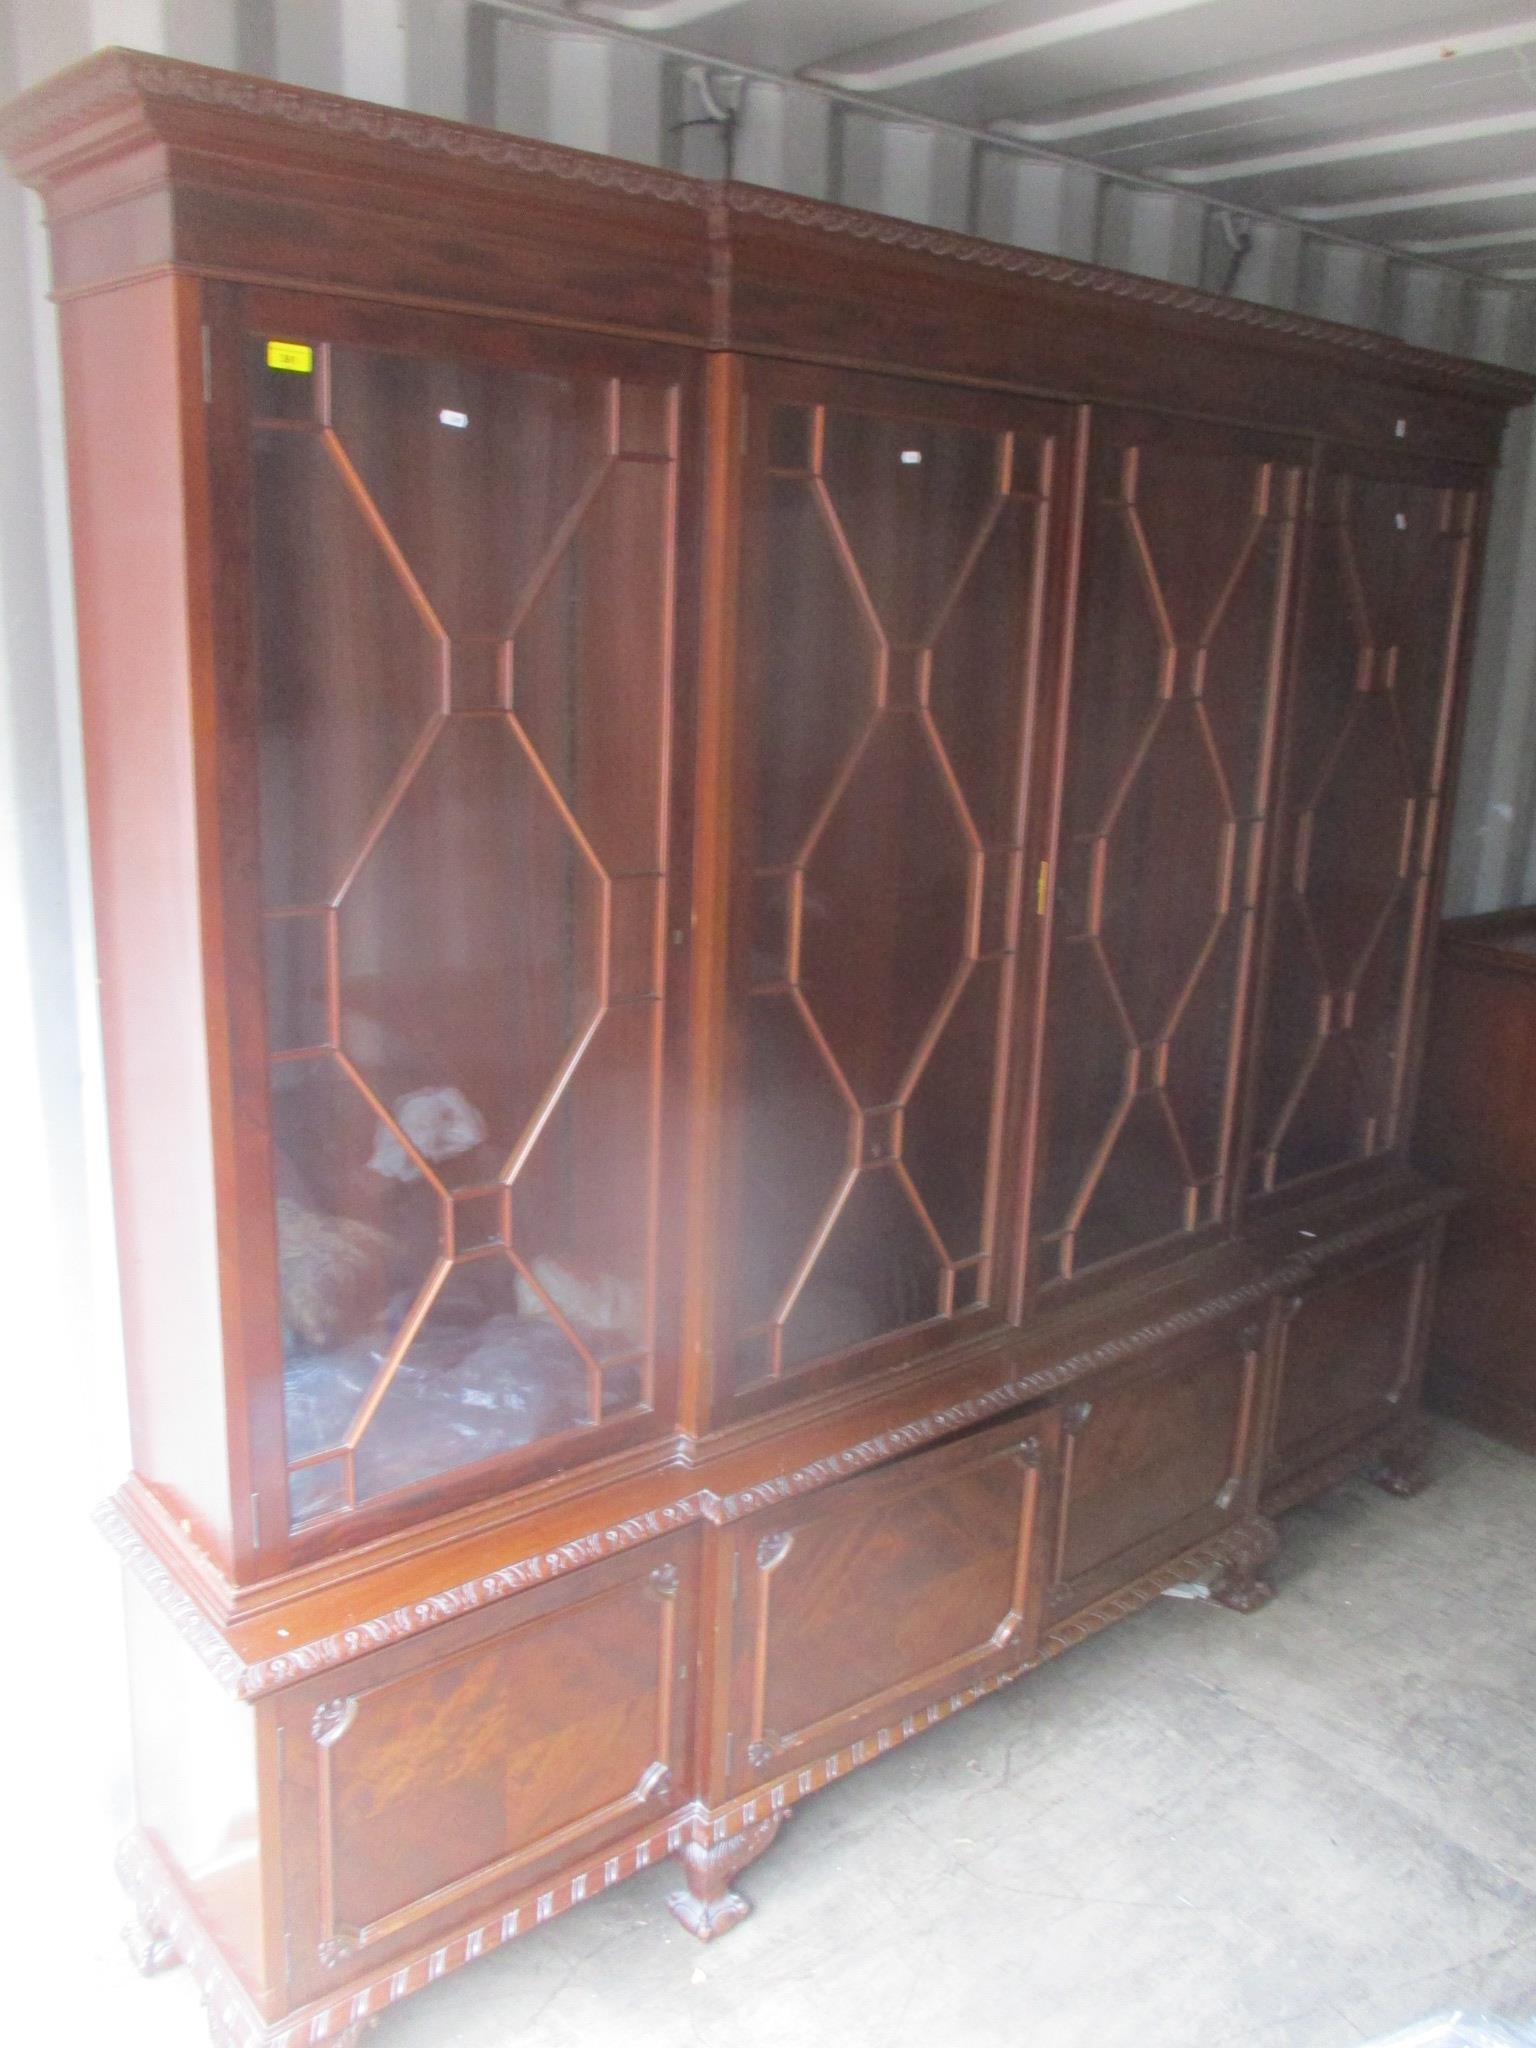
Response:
[1247,454,1482,1198]
[710,1412,1056,1798]
[709,361,1076,1410]
[230,294,697,1543]
[1045,1320,1266,1621]
[275,1533,698,2003]
[1031,411,1304,1293]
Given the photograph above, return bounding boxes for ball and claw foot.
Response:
[1365,1419,1433,1499]
[667,1813,787,1942]
[123,1908,181,1977]
[1210,1514,1279,1616]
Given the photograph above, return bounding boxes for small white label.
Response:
[900,449,922,465]
[439,408,469,429]
[1395,417,1407,438]
[1395,511,1408,530]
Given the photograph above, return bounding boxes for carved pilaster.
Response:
[667,1813,788,1942]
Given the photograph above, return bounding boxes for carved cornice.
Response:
[0,46,709,210]
[1,53,1527,410]
[723,185,1533,404]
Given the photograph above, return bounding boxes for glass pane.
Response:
[336,715,604,1189]
[1036,428,1296,1280]
[781,1169,945,1371]
[724,389,1056,1386]
[251,430,442,908]
[251,337,676,1526]
[327,347,610,640]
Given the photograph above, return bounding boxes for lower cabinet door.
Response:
[275,1533,698,2001]
[1263,1234,1433,1505]
[715,1412,1055,1798]
[1046,1322,1265,1620]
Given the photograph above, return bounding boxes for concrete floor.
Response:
[107,1422,1535,2048]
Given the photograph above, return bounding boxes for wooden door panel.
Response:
[719,1413,1055,1794]
[1248,460,1481,1197]
[1047,1325,1263,1617]
[276,1534,696,1999]
[1033,411,1303,1291]
[1265,1245,1429,1495]
[714,362,1076,1404]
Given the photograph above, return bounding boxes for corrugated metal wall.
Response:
[4,0,1536,1492]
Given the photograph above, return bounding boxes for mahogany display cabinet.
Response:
[3,49,1528,2048]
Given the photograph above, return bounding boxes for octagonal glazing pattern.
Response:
[248,335,678,1528]
[1035,427,1302,1286]
[1249,470,1477,1194]
[722,387,1064,1389]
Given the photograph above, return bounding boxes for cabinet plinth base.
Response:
[667,1814,787,1942]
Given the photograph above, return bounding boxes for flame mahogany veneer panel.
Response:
[713,1412,1056,1801]
[1,48,1523,2048]
[274,1536,698,2004]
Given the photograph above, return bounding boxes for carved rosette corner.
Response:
[1364,1417,1434,1498]
[311,1696,358,1746]
[636,1759,674,1803]
[667,1813,787,1943]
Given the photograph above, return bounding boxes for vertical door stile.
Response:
[678,352,748,1442]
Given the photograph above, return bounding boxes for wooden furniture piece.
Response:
[1417,906,1536,1452]
[3,49,1527,2048]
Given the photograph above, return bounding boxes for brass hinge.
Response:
[1036,859,1050,916]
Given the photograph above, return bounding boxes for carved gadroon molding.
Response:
[93,1498,249,1695]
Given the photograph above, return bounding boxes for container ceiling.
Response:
[570,0,1536,277]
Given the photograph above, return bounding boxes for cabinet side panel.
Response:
[123,1574,268,1997]
[60,276,234,1562]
